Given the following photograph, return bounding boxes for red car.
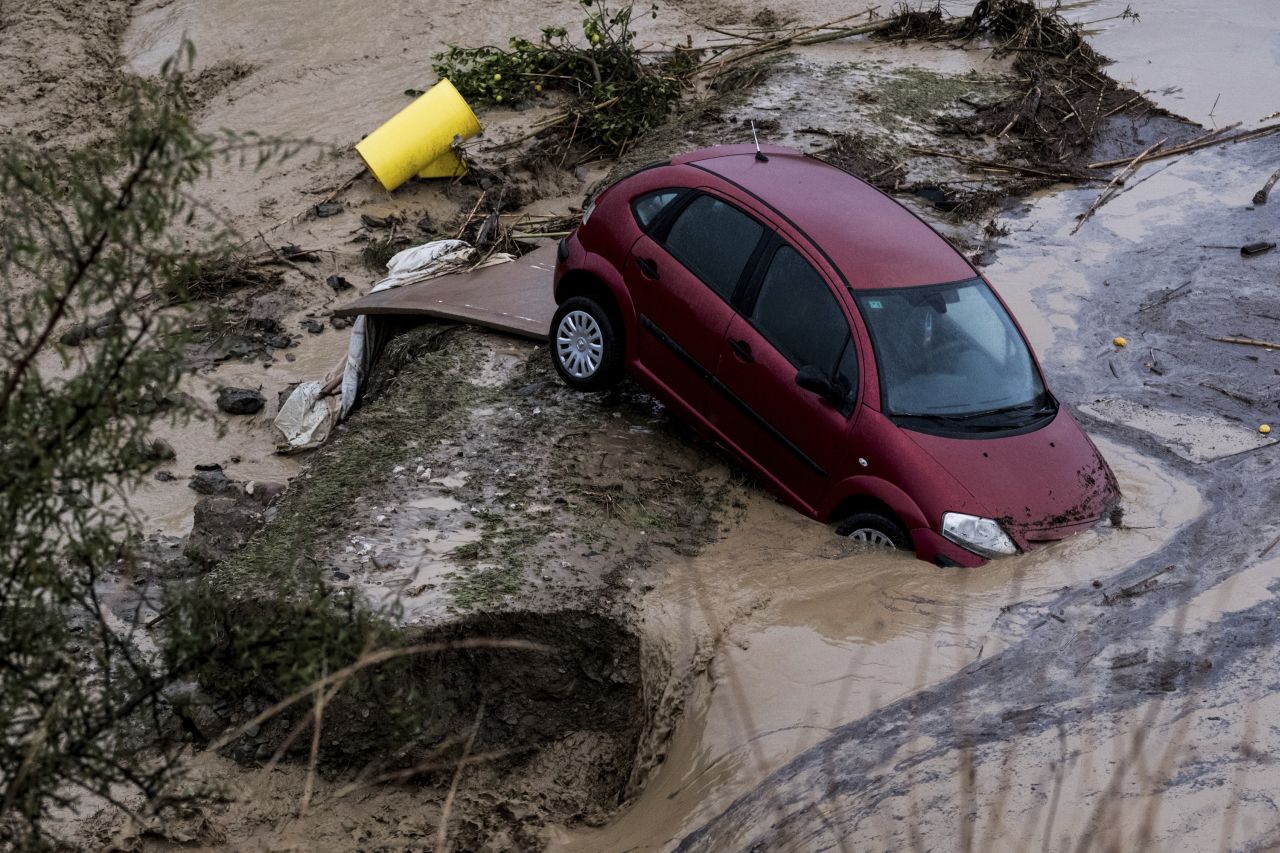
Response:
[549,144,1119,567]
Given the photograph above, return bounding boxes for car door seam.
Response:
[639,314,827,477]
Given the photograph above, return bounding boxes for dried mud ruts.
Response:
[881,0,1180,174]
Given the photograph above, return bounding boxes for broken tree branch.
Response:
[1072,137,1165,234]
[1253,168,1280,205]
[1212,335,1280,350]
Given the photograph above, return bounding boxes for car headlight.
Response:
[941,512,1018,559]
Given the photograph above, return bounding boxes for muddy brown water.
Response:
[549,438,1199,851]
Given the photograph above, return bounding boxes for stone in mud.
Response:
[194,462,223,472]
[301,318,325,335]
[330,315,352,330]
[326,274,353,292]
[137,437,176,461]
[216,387,265,415]
[59,322,92,347]
[184,480,285,568]
[314,202,343,218]
[155,470,176,482]
[189,468,235,495]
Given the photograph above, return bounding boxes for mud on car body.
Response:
[549,144,1120,567]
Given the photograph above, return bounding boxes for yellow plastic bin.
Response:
[356,79,482,192]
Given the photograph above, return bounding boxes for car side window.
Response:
[662,194,764,301]
[751,244,858,397]
[631,189,683,230]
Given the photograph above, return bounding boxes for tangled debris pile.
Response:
[433,0,693,157]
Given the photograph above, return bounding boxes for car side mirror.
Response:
[795,366,844,406]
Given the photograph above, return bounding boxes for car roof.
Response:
[670,145,975,290]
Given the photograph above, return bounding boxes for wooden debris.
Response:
[1071,138,1164,234]
[1253,167,1280,205]
[1111,649,1149,670]
[905,146,1096,182]
[1199,382,1254,405]
[1137,281,1191,313]
[1088,121,1279,170]
[1103,565,1175,604]
[1212,335,1280,350]
[1260,532,1280,559]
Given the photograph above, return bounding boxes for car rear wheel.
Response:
[550,295,623,392]
[836,512,911,550]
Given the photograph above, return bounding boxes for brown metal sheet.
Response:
[332,243,558,340]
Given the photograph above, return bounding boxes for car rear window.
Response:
[632,189,683,230]
[663,195,764,301]
[752,244,857,396]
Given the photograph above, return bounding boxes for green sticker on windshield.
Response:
[867,299,882,309]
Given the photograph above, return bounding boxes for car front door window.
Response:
[750,244,857,408]
[662,194,764,302]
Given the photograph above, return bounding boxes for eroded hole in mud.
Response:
[214,609,653,838]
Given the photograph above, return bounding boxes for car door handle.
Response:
[728,338,754,363]
[636,257,660,280]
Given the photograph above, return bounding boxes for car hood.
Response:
[904,409,1120,550]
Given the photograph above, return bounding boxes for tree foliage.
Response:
[0,48,300,845]
[432,1,692,154]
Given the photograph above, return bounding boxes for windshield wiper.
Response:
[896,401,1056,424]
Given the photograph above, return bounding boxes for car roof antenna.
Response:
[750,120,769,162]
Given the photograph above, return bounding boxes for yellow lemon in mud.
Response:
[1113,336,1127,348]
[1261,424,1272,435]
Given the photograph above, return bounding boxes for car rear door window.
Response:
[632,189,683,230]
[662,194,764,301]
[751,244,857,394]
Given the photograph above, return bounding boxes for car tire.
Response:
[836,512,911,550]
[550,295,624,392]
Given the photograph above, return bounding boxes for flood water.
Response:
[550,438,1201,851]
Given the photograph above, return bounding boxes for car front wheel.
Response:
[550,295,623,392]
[836,512,911,550]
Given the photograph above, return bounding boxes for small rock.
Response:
[326,274,353,292]
[139,438,176,461]
[573,165,589,182]
[216,387,265,415]
[155,470,176,482]
[185,490,266,567]
[189,469,234,496]
[360,213,392,229]
[60,322,91,347]
[371,553,399,571]
[330,316,352,330]
[300,318,325,335]
[416,215,434,234]
[314,202,343,218]
[193,462,223,472]
[516,381,544,397]
[332,570,350,581]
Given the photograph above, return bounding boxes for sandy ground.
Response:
[6,0,1280,850]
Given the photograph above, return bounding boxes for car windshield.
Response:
[854,278,1050,423]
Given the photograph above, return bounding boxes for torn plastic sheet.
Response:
[340,239,477,416]
[274,239,528,452]
[272,380,341,453]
